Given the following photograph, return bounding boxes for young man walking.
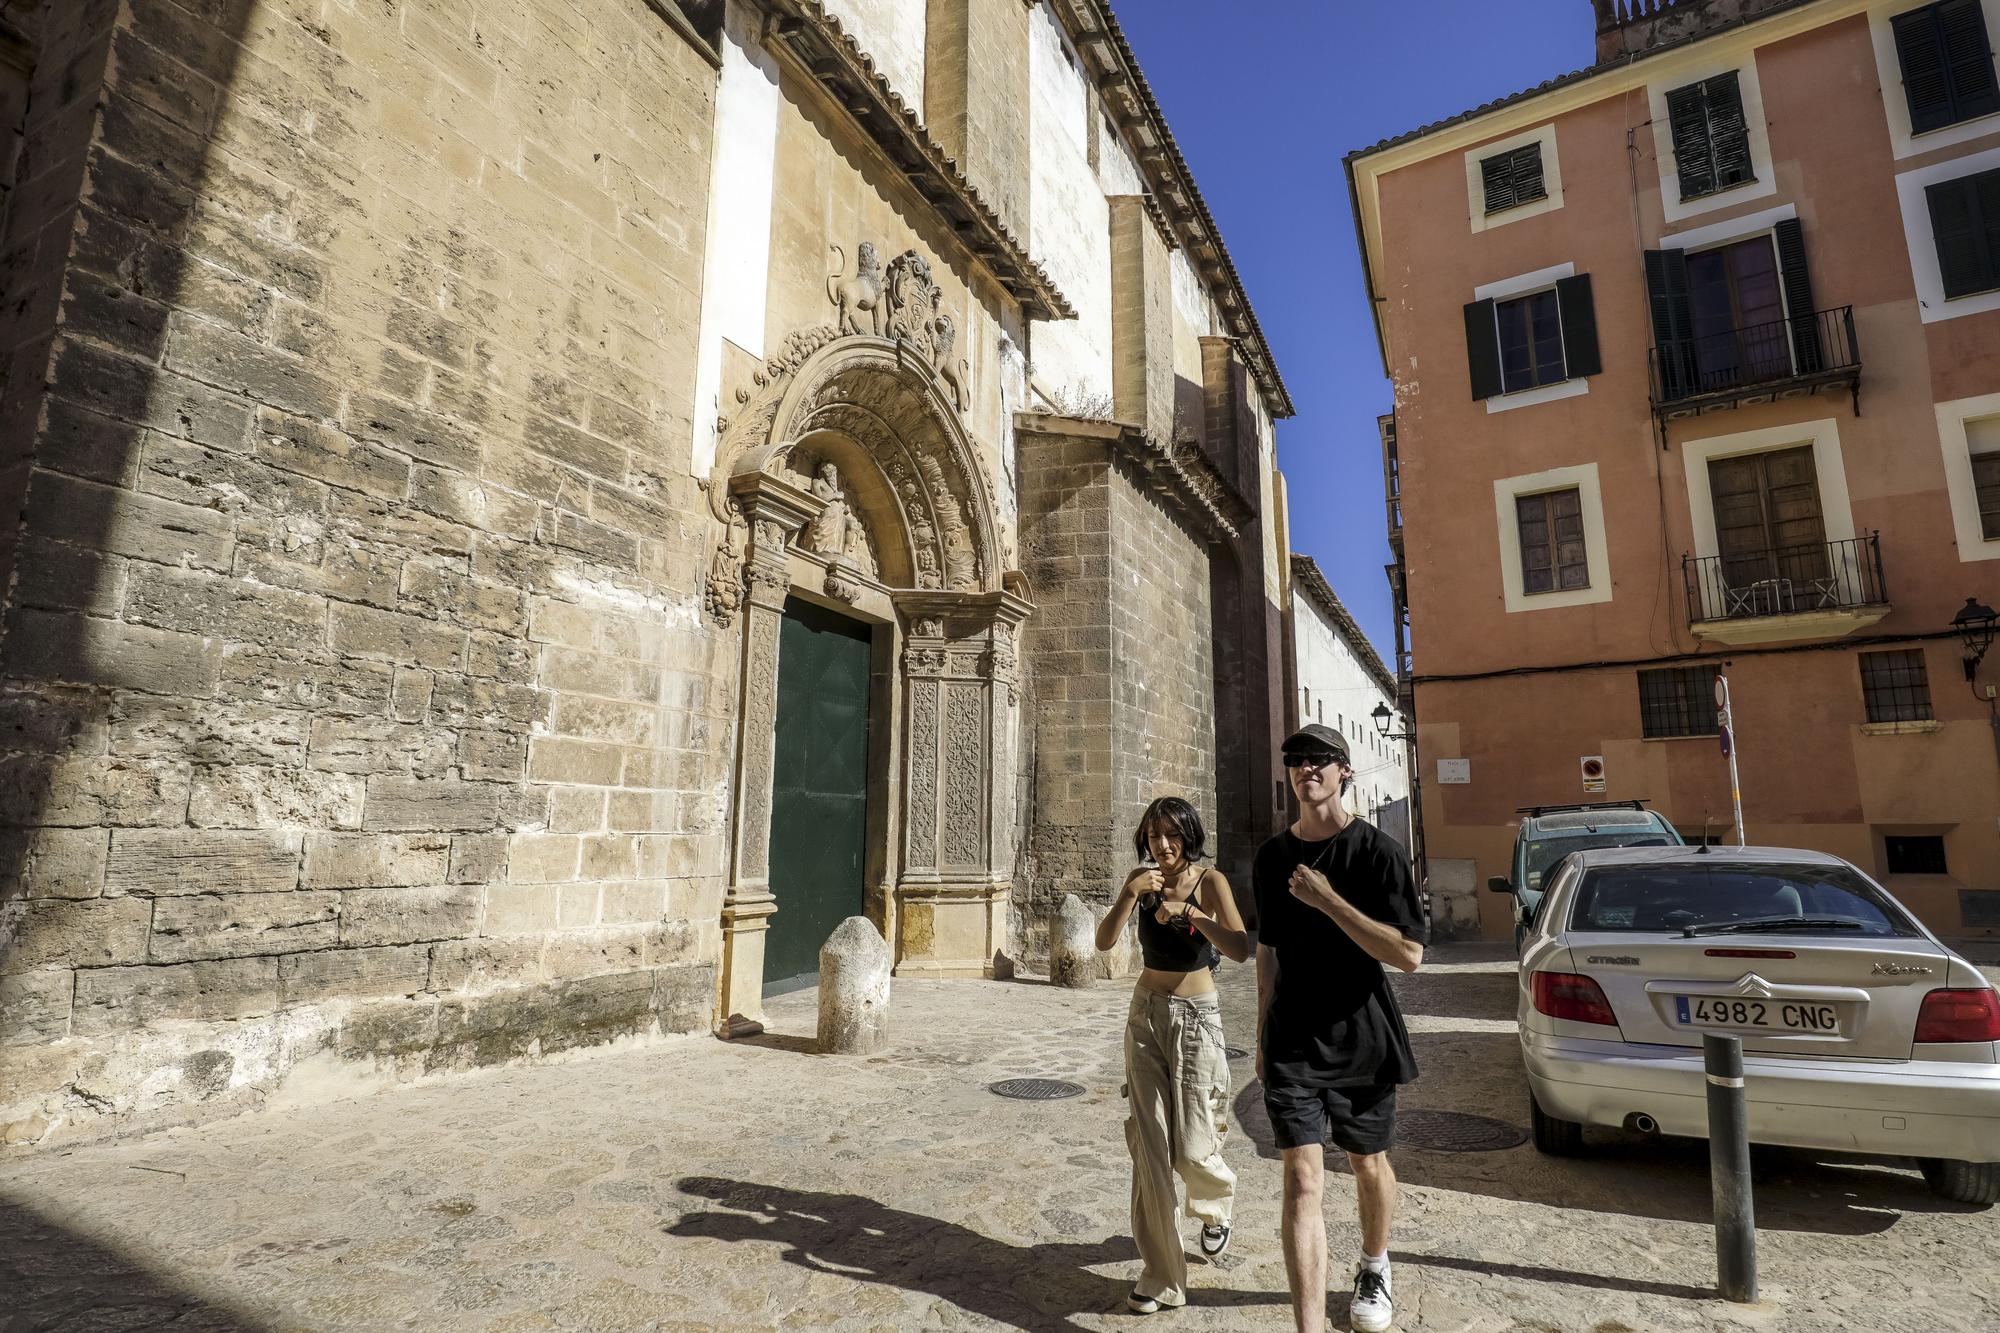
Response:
[1254,724,1426,1333]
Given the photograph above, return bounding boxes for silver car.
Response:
[1518,845,2000,1204]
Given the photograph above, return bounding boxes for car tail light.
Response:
[1915,989,2000,1044]
[1532,971,1618,1026]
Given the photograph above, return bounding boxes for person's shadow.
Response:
[667,1176,1285,1331]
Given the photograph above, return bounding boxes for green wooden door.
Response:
[765,598,873,994]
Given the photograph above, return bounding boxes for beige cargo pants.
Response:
[1122,986,1235,1306]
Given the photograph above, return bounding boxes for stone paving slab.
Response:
[2,944,1997,1332]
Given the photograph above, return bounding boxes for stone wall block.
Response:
[220,646,396,717]
[427,935,543,993]
[10,757,193,829]
[308,719,457,776]
[103,829,303,898]
[22,470,234,572]
[149,891,340,963]
[4,609,223,698]
[447,833,509,885]
[1,898,153,972]
[362,777,505,831]
[301,832,451,889]
[817,916,891,1055]
[71,958,279,1035]
[187,766,365,829]
[0,828,109,900]
[542,925,648,981]
[338,884,480,947]
[277,943,434,1010]
[328,602,468,672]
[0,971,75,1045]
[110,698,309,767]
[481,883,559,934]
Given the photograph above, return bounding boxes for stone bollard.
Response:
[1048,894,1096,988]
[817,916,892,1054]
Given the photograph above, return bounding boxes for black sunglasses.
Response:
[1284,751,1345,770]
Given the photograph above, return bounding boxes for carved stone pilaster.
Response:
[717,469,817,1038]
[890,588,1031,978]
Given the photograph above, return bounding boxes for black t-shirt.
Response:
[1254,819,1428,1089]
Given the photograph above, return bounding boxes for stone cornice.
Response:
[1015,412,1247,544]
[1045,0,1294,420]
[758,0,1075,322]
[1291,555,1398,700]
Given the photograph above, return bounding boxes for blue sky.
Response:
[1116,1,1595,657]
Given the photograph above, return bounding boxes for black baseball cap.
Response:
[1281,723,1349,763]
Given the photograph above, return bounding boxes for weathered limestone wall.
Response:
[0,0,724,1147]
[1024,2,1109,404]
[923,0,1030,239]
[1014,417,1216,964]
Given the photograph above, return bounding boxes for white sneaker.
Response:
[1199,1221,1231,1258]
[1349,1263,1393,1332]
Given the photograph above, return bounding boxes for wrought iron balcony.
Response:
[1650,306,1860,420]
[1681,534,1889,643]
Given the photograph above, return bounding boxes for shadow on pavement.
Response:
[0,1194,264,1331]
[1392,968,1518,1023]
[1398,1251,1712,1301]
[668,1176,1286,1331]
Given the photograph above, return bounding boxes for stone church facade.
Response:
[0,0,1291,1145]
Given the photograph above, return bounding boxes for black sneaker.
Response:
[1350,1263,1393,1332]
[1198,1222,1230,1258]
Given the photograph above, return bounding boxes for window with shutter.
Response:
[1970,422,2000,539]
[1480,143,1546,214]
[1495,290,1566,393]
[1666,71,1756,200]
[1516,489,1589,595]
[1926,166,2000,298]
[1638,666,1720,738]
[1893,0,2000,134]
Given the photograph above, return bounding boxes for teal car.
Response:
[1487,802,1683,953]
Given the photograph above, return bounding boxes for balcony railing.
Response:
[1682,533,1886,625]
[1650,306,1860,416]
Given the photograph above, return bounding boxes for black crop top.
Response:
[1136,870,1221,972]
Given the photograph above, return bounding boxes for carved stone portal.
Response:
[707,249,1028,1035]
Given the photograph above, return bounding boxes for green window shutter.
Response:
[1665,82,1714,199]
[1644,248,1695,399]
[1704,71,1755,191]
[1894,5,1956,133]
[1772,218,1823,374]
[1927,169,2000,299]
[1940,0,2000,124]
[1555,274,1600,379]
[1464,298,1503,400]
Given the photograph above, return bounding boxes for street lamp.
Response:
[1953,596,1998,681]
[1370,701,1412,741]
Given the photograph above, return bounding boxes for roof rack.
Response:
[1515,800,1652,817]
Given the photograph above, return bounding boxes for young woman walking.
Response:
[1094,796,1251,1315]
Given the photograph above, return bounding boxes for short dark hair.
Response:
[1133,796,1208,863]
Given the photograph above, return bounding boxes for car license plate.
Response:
[1675,996,1839,1033]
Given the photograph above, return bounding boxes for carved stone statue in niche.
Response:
[705,504,748,626]
[934,311,970,414]
[918,452,979,590]
[801,462,849,556]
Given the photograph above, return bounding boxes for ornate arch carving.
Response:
[704,243,1001,625]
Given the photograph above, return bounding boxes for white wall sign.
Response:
[1437,758,1471,785]
[1581,755,1605,793]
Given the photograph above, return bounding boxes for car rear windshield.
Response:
[1569,864,1920,936]
[1523,830,1672,890]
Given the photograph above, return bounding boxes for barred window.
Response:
[1886,835,1948,875]
[1639,666,1720,738]
[1859,649,1934,723]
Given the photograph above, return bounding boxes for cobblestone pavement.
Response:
[3,944,1997,1332]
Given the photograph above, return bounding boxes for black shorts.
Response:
[1262,1078,1398,1155]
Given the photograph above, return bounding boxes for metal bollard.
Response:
[1703,1033,1757,1303]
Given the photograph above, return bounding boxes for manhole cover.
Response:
[1224,1046,1250,1060]
[1398,1109,1527,1153]
[989,1078,1084,1101]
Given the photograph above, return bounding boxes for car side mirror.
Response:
[1486,876,1513,895]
